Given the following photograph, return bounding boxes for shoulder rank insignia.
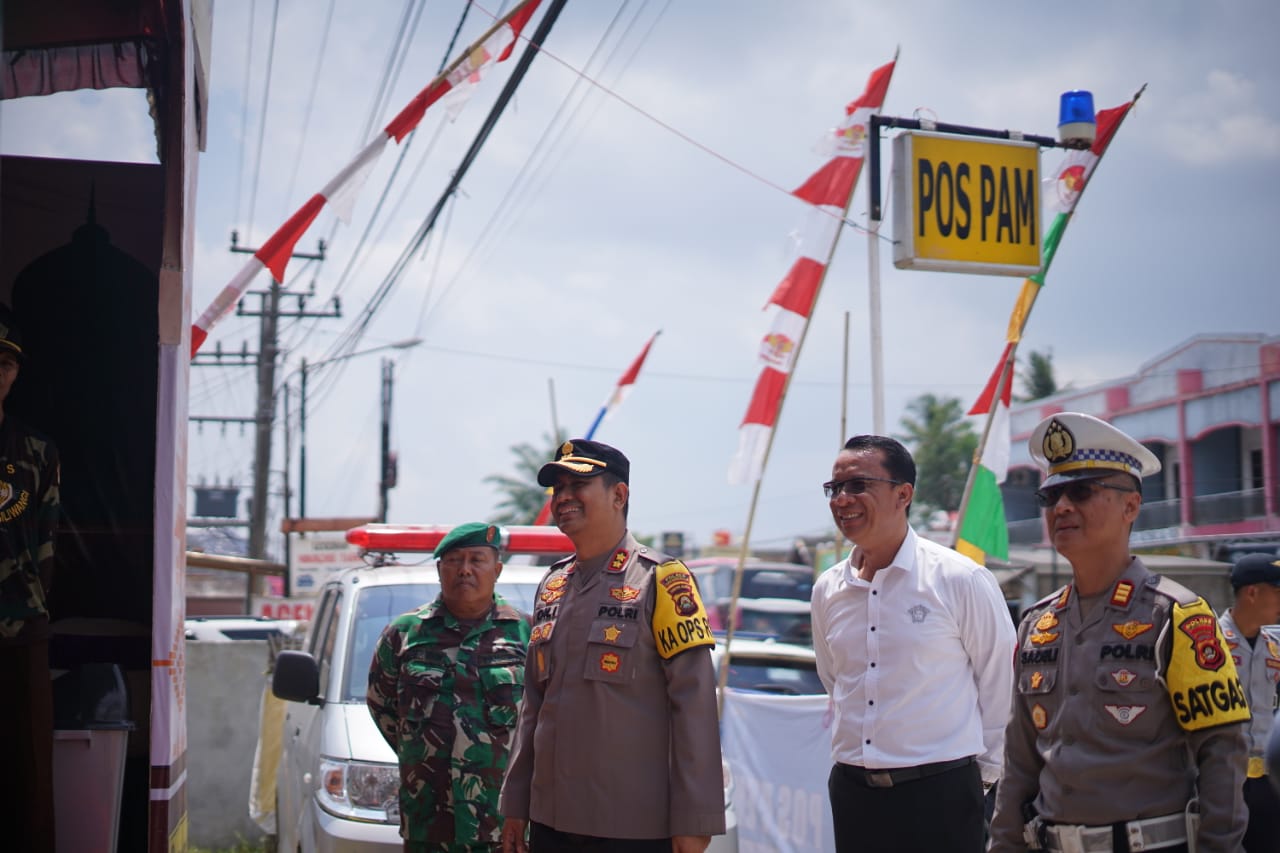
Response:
[1267,639,1280,659]
[1035,611,1059,632]
[1112,620,1153,640]
[609,549,630,572]
[1110,581,1134,608]
[651,561,714,660]
[1055,585,1072,610]
[1166,599,1250,731]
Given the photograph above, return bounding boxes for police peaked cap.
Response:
[537,439,630,486]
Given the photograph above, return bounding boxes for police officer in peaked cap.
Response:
[989,413,1250,853]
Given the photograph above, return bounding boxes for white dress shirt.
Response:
[811,526,1016,783]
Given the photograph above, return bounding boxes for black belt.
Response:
[839,755,974,788]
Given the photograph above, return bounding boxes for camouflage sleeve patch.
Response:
[1164,598,1251,731]
[651,560,714,660]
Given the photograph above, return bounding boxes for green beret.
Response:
[435,522,502,557]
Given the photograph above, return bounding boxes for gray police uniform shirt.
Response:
[989,558,1249,853]
[1219,609,1280,777]
[498,533,726,839]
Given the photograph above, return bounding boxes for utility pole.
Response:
[227,232,333,561]
[378,358,394,523]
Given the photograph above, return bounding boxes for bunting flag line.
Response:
[533,331,661,525]
[728,58,896,486]
[954,92,1141,562]
[189,0,542,356]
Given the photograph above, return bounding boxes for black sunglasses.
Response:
[1035,480,1137,509]
[823,476,903,499]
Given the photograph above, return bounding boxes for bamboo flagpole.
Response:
[719,57,898,712]
[952,86,1146,565]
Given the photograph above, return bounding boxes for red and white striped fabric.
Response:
[190,0,542,356]
[728,59,895,486]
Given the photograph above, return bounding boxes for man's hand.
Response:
[671,835,711,853]
[501,818,529,853]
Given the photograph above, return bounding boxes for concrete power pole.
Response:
[226,232,332,561]
[378,358,395,523]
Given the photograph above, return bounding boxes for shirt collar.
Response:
[843,525,917,582]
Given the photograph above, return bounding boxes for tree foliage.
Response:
[897,393,977,517]
[485,429,568,525]
[1017,349,1060,402]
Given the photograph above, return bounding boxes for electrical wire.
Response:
[283,0,338,209]
[244,0,282,243]
[418,0,660,333]
[232,0,258,230]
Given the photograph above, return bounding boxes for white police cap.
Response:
[1028,412,1161,489]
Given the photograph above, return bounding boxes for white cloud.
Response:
[1154,69,1280,165]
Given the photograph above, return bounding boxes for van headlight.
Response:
[316,757,401,823]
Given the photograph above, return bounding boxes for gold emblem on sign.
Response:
[1034,611,1059,632]
[1042,419,1075,463]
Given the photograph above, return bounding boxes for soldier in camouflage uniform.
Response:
[0,307,61,853]
[368,522,530,852]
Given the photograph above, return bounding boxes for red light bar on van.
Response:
[346,524,574,554]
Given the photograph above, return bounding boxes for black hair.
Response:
[842,434,916,486]
[601,471,629,520]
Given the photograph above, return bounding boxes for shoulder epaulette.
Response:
[635,547,672,566]
[1152,574,1200,607]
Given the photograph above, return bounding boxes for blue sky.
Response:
[5,0,1278,556]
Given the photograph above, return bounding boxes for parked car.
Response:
[729,597,813,646]
[270,524,739,852]
[713,637,823,696]
[686,557,816,604]
[686,558,816,642]
[184,615,300,642]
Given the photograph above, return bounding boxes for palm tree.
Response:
[897,393,978,516]
[1017,349,1060,402]
[485,430,568,524]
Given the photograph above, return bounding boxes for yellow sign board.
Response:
[892,132,1042,276]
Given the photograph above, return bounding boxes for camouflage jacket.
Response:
[367,594,529,846]
[0,416,60,643]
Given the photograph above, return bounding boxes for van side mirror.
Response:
[273,650,323,705]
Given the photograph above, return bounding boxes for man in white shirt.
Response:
[811,434,1015,852]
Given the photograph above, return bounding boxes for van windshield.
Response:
[341,580,541,702]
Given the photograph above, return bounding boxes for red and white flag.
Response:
[728,59,895,486]
[190,0,542,356]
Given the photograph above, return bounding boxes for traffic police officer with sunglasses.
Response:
[989,413,1250,853]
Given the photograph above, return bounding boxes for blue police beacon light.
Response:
[1058,90,1096,149]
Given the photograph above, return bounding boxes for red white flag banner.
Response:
[728,59,895,486]
[189,0,542,356]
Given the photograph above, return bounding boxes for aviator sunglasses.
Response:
[1035,479,1136,509]
[823,476,903,499]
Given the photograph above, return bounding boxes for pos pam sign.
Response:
[891,130,1042,276]
[290,534,366,596]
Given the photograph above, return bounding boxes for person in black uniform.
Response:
[0,306,61,852]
